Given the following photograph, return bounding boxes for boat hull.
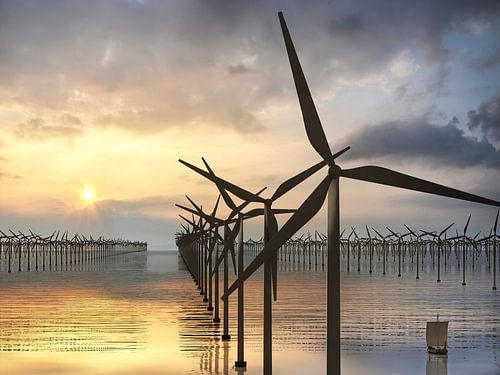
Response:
[427,346,448,355]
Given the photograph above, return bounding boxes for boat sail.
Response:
[426,317,448,354]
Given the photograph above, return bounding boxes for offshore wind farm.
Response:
[1,2,500,375]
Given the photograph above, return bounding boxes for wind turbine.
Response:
[403,225,425,279]
[221,11,500,375]
[420,223,454,282]
[179,157,303,371]
[386,227,412,277]
[372,227,394,276]
[177,170,281,369]
[490,211,498,290]
[448,214,472,285]
[178,194,224,301]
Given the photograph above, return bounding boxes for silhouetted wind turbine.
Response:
[221,11,500,375]
[448,214,472,285]
[420,223,454,282]
[372,227,393,276]
[179,157,299,370]
[490,211,498,290]
[386,227,412,277]
[403,225,425,279]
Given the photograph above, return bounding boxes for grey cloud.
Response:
[228,63,251,75]
[343,117,500,169]
[315,1,499,75]
[472,48,500,71]
[95,102,263,135]
[15,117,84,142]
[60,113,83,126]
[467,92,500,142]
[1,0,499,136]
[327,14,364,36]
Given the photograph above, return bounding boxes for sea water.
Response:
[0,251,498,374]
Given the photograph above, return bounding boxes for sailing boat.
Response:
[426,314,448,354]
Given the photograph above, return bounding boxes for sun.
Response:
[80,188,96,206]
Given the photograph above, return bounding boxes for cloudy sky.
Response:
[0,0,499,248]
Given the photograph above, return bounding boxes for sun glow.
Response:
[80,188,96,206]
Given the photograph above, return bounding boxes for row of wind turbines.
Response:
[176,12,500,375]
[241,214,499,288]
[0,230,147,273]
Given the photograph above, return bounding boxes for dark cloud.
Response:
[327,14,364,36]
[467,92,500,142]
[15,117,84,142]
[472,48,500,71]
[314,0,499,79]
[343,117,500,169]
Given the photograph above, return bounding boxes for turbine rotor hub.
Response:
[328,164,341,178]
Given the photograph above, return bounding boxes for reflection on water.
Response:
[426,354,447,375]
[0,250,499,374]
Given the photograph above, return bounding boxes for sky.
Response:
[0,0,499,249]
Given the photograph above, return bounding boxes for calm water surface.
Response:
[0,251,498,375]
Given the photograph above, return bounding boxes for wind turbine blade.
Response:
[228,187,267,221]
[341,166,500,207]
[278,11,332,161]
[211,194,221,218]
[464,214,471,235]
[207,231,218,259]
[176,203,200,216]
[420,230,437,238]
[180,159,265,204]
[242,208,265,219]
[385,227,398,237]
[185,195,202,212]
[403,225,418,238]
[266,210,279,301]
[229,221,240,275]
[440,223,454,238]
[494,210,499,234]
[270,159,327,201]
[372,227,384,239]
[202,157,237,210]
[211,222,240,276]
[179,214,196,229]
[223,176,331,299]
